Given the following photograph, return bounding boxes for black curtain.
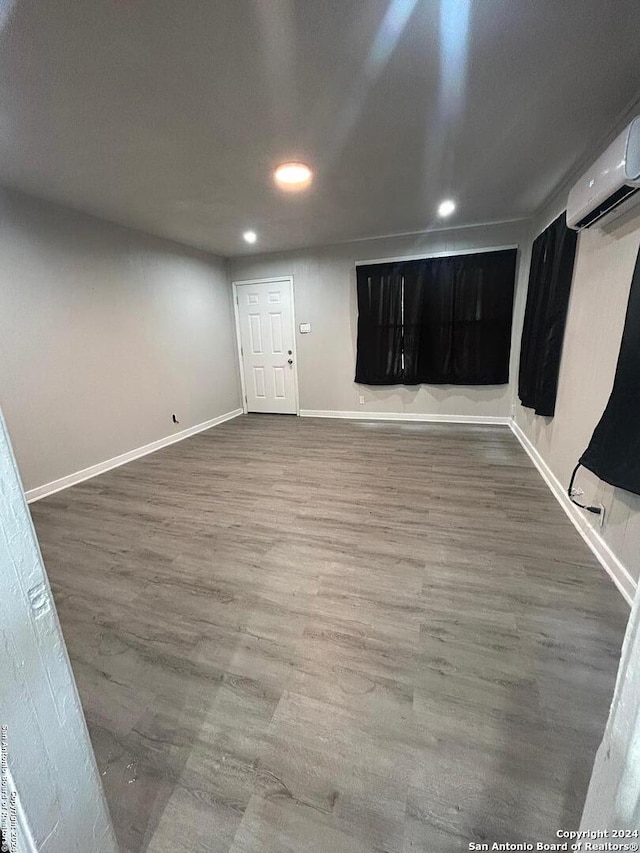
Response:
[405,249,517,385]
[355,263,404,384]
[403,257,455,384]
[577,247,640,496]
[518,213,577,416]
[355,248,517,386]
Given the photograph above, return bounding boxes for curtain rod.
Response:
[354,244,519,268]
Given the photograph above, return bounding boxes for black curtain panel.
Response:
[355,249,517,386]
[577,248,640,496]
[450,249,517,384]
[404,249,517,385]
[518,212,578,416]
[402,256,455,384]
[354,263,404,384]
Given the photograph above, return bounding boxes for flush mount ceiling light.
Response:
[437,199,456,218]
[274,162,313,190]
[243,230,257,244]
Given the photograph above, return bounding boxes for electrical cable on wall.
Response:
[567,463,603,516]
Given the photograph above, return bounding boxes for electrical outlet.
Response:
[597,503,605,527]
[570,487,584,498]
[359,395,365,405]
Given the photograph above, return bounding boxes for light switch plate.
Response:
[299,323,311,334]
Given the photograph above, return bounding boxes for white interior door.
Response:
[236,279,298,414]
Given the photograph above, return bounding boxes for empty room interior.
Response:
[3,1,640,851]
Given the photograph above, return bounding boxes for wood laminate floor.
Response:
[30,416,628,853]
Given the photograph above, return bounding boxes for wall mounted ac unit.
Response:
[567,116,640,230]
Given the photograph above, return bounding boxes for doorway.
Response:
[233,277,299,415]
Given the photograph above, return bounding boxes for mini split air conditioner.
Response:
[567,116,640,230]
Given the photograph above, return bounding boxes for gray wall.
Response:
[0,189,241,493]
[513,201,640,585]
[229,220,530,419]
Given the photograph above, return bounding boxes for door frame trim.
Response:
[232,276,300,416]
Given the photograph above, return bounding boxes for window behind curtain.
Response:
[355,248,517,386]
[354,263,404,384]
[518,212,577,416]
[577,246,640,496]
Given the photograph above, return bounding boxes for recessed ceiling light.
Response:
[438,199,456,218]
[243,230,257,244]
[274,162,313,189]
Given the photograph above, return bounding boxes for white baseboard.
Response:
[25,408,244,503]
[509,419,636,606]
[300,409,511,425]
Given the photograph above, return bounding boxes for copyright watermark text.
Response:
[469,831,640,852]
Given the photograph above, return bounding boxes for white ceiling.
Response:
[0,0,639,256]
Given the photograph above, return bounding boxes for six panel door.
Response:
[236,280,297,414]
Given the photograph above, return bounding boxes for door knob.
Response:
[287,358,293,365]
